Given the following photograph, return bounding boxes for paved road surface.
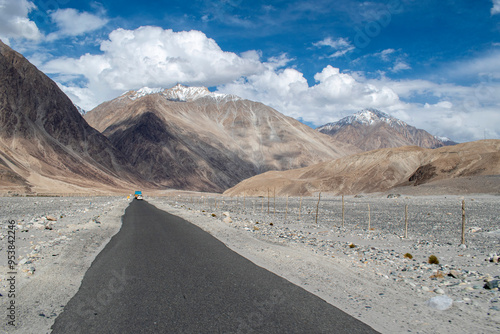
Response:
[51,199,379,333]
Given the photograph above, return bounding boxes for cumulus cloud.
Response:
[313,37,355,58]
[41,26,265,109]
[218,64,500,142]
[47,8,109,41]
[492,0,500,15]
[218,65,403,125]
[0,0,42,43]
[41,26,498,143]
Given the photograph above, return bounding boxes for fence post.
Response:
[368,204,371,230]
[461,200,466,245]
[299,196,302,221]
[342,195,345,228]
[273,188,276,218]
[285,195,288,221]
[315,192,321,225]
[267,188,270,214]
[404,204,408,238]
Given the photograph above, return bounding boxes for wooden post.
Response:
[299,196,302,221]
[404,204,408,238]
[244,192,246,211]
[461,200,466,245]
[273,188,276,218]
[261,196,264,213]
[315,192,321,225]
[285,195,289,221]
[267,188,270,214]
[368,204,371,230]
[342,195,345,228]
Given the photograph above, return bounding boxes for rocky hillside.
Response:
[224,140,500,196]
[0,40,143,194]
[317,109,456,151]
[85,85,358,192]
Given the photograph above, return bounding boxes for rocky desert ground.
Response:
[1,192,499,333]
[0,196,129,334]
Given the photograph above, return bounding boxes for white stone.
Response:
[426,295,453,310]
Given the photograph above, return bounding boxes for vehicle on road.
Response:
[134,191,143,200]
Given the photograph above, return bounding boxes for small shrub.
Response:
[211,213,216,217]
[428,255,439,265]
[269,222,273,226]
[404,253,413,259]
[254,226,260,231]
[349,243,356,248]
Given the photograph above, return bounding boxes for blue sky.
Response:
[1,0,500,142]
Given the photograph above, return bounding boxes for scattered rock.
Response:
[426,295,453,310]
[46,215,57,221]
[484,280,500,290]
[448,270,463,279]
[387,194,401,199]
[223,217,232,224]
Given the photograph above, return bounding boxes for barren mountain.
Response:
[317,109,457,151]
[224,140,500,196]
[85,85,358,192]
[0,40,143,194]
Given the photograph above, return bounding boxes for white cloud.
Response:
[218,65,403,125]
[40,26,499,143]
[375,48,395,61]
[41,26,265,109]
[492,0,500,15]
[313,37,355,58]
[391,60,411,72]
[47,8,109,41]
[218,64,500,143]
[0,0,42,43]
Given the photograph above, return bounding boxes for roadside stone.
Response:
[484,280,500,290]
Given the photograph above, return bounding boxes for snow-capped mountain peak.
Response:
[316,108,457,151]
[344,109,404,126]
[126,84,240,102]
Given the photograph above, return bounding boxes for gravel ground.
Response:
[148,193,500,334]
[0,196,129,334]
[1,194,498,333]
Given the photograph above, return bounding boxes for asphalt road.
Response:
[51,199,379,333]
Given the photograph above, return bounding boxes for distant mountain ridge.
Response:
[85,85,358,192]
[317,109,457,151]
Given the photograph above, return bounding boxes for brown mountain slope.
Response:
[0,40,143,194]
[317,109,456,151]
[223,140,500,196]
[85,86,359,192]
